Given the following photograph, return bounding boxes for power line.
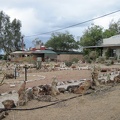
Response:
[25,9,120,37]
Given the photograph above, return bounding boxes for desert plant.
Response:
[105,48,111,59]
[71,58,79,63]
[89,51,98,62]
[105,60,114,66]
[96,56,105,63]
[65,61,72,67]
[84,55,91,63]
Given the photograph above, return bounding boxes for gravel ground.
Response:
[0,69,91,94]
[1,64,120,120]
[3,85,120,120]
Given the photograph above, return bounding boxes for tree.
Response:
[103,19,120,38]
[80,24,103,47]
[45,31,79,51]
[32,38,43,47]
[0,11,22,54]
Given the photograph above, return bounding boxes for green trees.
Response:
[32,38,43,47]
[0,11,22,54]
[80,24,103,46]
[103,19,120,38]
[45,31,79,51]
[79,21,120,62]
[80,20,120,48]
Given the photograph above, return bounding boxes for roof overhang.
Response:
[31,50,57,54]
[83,44,120,49]
[10,51,32,55]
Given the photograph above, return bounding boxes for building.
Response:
[10,50,57,62]
[84,34,120,60]
[56,51,83,62]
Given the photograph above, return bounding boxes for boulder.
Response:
[37,95,52,102]
[74,80,92,94]
[58,88,66,93]
[2,100,16,109]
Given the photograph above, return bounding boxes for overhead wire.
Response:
[25,9,120,37]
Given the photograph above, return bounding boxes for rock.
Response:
[37,95,52,102]
[101,68,107,72]
[113,74,120,84]
[1,92,8,96]
[32,86,40,99]
[26,88,33,101]
[17,81,27,105]
[74,80,92,94]
[58,88,66,93]
[18,81,26,98]
[8,91,12,94]
[17,100,26,106]
[0,112,5,120]
[51,78,60,96]
[10,84,16,88]
[0,110,3,113]
[5,73,14,79]
[2,100,16,109]
[66,85,79,93]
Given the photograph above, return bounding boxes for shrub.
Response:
[89,51,98,61]
[96,56,105,63]
[71,58,79,63]
[84,55,91,63]
[105,60,114,66]
[65,61,73,67]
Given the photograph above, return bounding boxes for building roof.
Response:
[84,44,120,49]
[84,34,120,49]
[31,50,57,54]
[10,51,32,54]
[11,50,57,55]
[103,34,120,45]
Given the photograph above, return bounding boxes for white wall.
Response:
[116,49,120,59]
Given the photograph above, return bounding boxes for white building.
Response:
[84,34,120,60]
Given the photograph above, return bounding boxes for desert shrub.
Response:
[89,51,98,61]
[105,60,114,66]
[71,58,79,63]
[105,48,111,59]
[22,56,35,63]
[96,56,105,63]
[117,59,120,63]
[65,61,72,67]
[84,55,91,63]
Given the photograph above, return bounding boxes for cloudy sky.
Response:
[0,0,120,48]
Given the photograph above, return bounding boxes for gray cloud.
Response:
[0,0,120,48]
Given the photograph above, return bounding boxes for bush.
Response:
[105,48,111,59]
[71,58,79,63]
[105,60,114,66]
[84,55,91,63]
[89,51,98,61]
[65,61,73,67]
[96,56,105,63]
